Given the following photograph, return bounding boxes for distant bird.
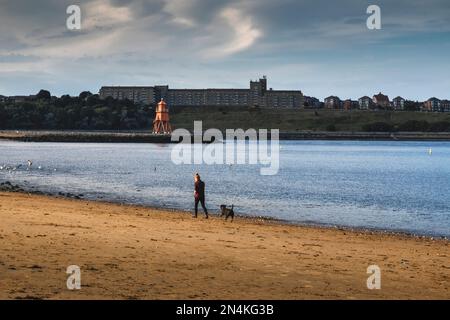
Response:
[428,148,433,156]
[27,160,33,169]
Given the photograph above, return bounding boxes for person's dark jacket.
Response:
[194,180,205,199]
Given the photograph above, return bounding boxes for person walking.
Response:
[193,173,208,219]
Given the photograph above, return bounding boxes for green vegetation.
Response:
[1,92,450,132]
[171,106,450,132]
[0,91,154,130]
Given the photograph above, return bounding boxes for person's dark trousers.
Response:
[194,197,208,218]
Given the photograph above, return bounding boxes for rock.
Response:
[0,181,24,192]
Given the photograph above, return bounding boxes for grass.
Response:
[170,106,450,132]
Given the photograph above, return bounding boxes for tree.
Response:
[404,100,421,112]
[36,89,51,100]
[79,91,93,100]
[0,105,6,128]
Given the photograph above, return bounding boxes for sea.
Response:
[1,140,449,237]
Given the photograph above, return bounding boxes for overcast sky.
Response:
[1,0,450,100]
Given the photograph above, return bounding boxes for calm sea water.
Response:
[1,140,449,237]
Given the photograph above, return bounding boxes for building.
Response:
[324,96,341,109]
[8,95,37,103]
[264,89,304,108]
[0,95,5,103]
[392,96,405,111]
[423,97,441,112]
[440,100,450,112]
[372,92,390,108]
[303,96,322,108]
[358,96,372,110]
[99,77,304,108]
[343,99,359,110]
[98,86,157,105]
[10,96,28,103]
[152,99,172,134]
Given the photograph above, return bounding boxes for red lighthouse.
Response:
[152,99,172,134]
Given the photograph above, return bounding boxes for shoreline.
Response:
[0,191,448,299]
[1,182,447,240]
[2,130,450,142]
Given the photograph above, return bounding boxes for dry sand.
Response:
[0,191,448,300]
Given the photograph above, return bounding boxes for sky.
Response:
[0,0,450,101]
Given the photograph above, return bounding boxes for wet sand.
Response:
[0,191,448,299]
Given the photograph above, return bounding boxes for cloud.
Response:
[83,0,133,31]
[0,0,449,100]
[163,0,199,27]
[0,53,40,63]
[207,7,262,57]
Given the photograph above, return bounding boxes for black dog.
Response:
[219,205,234,221]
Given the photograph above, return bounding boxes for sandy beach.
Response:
[0,191,448,300]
